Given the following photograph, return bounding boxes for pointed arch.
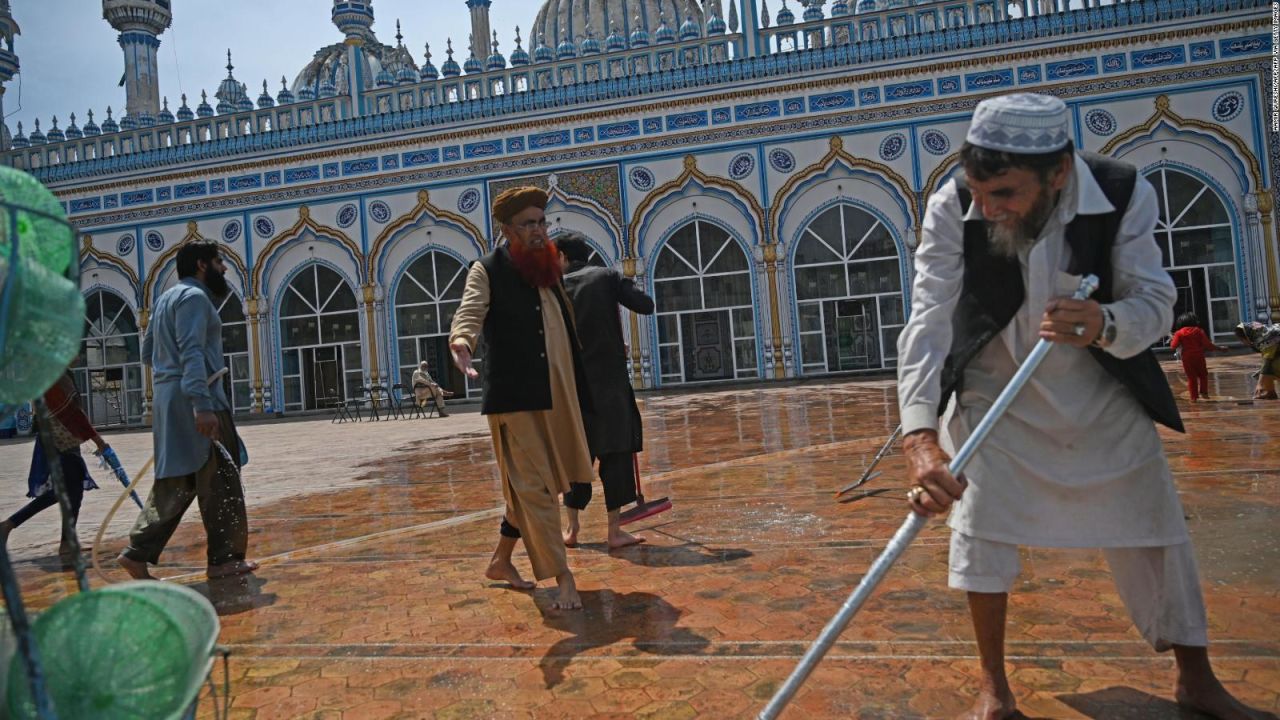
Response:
[368,190,486,284]
[253,205,362,296]
[630,155,764,259]
[79,234,140,304]
[924,150,963,199]
[143,221,249,307]
[545,184,625,261]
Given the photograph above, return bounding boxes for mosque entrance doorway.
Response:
[392,250,477,398]
[74,289,144,426]
[653,221,758,384]
[792,203,905,374]
[278,264,363,412]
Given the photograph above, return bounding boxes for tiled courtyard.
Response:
[2,355,1277,719]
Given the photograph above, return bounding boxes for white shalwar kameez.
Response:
[897,154,1208,649]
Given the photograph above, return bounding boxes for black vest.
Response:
[939,152,1183,432]
[477,246,593,416]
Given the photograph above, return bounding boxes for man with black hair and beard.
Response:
[896,94,1270,720]
[449,187,593,610]
[119,239,256,581]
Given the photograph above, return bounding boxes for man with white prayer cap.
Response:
[896,93,1272,719]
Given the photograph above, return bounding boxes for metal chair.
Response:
[329,387,353,423]
[359,386,382,421]
[392,383,421,419]
[371,385,399,420]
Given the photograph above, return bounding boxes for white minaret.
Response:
[102,0,172,119]
[0,0,19,149]
[466,0,492,63]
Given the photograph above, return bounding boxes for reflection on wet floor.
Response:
[6,356,1279,718]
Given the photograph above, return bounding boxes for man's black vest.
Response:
[476,246,592,416]
[939,152,1183,432]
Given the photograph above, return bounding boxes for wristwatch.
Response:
[1091,306,1117,348]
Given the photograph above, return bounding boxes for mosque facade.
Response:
[0,0,1273,428]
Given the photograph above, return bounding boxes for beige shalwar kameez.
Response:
[449,262,594,581]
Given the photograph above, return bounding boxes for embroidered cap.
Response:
[965,93,1070,154]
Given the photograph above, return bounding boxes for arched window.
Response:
[792,203,905,373]
[217,294,252,413]
[74,290,143,426]
[1145,167,1238,340]
[277,264,363,412]
[652,221,758,383]
[393,250,474,398]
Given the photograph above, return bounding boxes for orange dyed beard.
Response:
[509,237,561,288]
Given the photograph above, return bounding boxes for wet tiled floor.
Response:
[5,355,1279,719]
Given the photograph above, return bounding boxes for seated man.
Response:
[411,361,452,417]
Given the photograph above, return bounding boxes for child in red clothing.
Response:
[1170,312,1227,401]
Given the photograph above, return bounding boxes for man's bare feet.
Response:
[208,559,259,579]
[956,689,1018,720]
[117,553,156,580]
[485,558,535,589]
[607,528,645,549]
[562,525,579,548]
[1177,679,1279,719]
[553,572,582,610]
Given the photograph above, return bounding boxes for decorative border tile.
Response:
[342,158,379,175]
[209,179,226,193]
[229,174,262,190]
[965,69,1014,91]
[783,97,805,115]
[175,181,207,198]
[1220,35,1267,58]
[884,81,932,101]
[1130,45,1185,70]
[859,87,881,105]
[598,120,640,139]
[938,76,962,95]
[574,127,595,143]
[1190,41,1216,61]
[264,171,282,186]
[381,154,399,170]
[712,107,732,124]
[442,146,461,161]
[121,189,153,207]
[70,197,102,213]
[463,140,503,158]
[156,187,172,201]
[322,164,340,179]
[402,150,440,168]
[665,110,708,131]
[808,90,855,112]
[1045,58,1098,80]
[506,137,526,152]
[529,130,571,149]
[1018,65,1042,83]
[1102,53,1127,73]
[643,118,663,134]
[734,101,780,122]
[284,167,320,183]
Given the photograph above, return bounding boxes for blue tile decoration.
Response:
[229,174,262,190]
[921,129,951,155]
[1212,91,1244,122]
[1018,65,1042,83]
[879,133,906,161]
[574,127,595,143]
[1045,58,1098,80]
[381,154,399,170]
[885,81,933,101]
[264,171,282,186]
[464,140,503,158]
[322,163,340,179]
[629,166,655,192]
[337,203,358,228]
[342,158,379,175]
[1102,53,1126,73]
[529,130,571,149]
[859,87,881,105]
[938,76,962,95]
[121,189,153,207]
[71,198,102,213]
[768,148,796,173]
[666,110,708,131]
[458,189,482,214]
[210,179,226,193]
[401,150,440,168]
[712,108,732,124]
[729,152,755,180]
[506,137,526,152]
[254,216,275,238]
[443,146,461,161]
[783,97,805,115]
[368,201,392,223]
[221,221,241,243]
[156,187,172,201]
[175,181,207,198]
[1190,42,1215,61]
[1220,35,1267,58]
[1130,46,1185,69]
[116,233,134,255]
[104,195,119,209]
[643,118,662,134]
[965,69,1015,91]
[1084,108,1117,136]
[284,166,320,183]
[598,120,640,139]
[734,100,781,122]
[808,91,855,112]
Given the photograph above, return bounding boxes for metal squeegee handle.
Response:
[760,274,1100,720]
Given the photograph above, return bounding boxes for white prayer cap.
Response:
[965,93,1070,154]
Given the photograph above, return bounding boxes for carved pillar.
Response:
[362,283,381,385]
[1258,190,1280,321]
[246,295,265,413]
[139,308,152,425]
[763,242,786,379]
[623,257,649,388]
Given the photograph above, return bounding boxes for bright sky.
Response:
[7,0,543,133]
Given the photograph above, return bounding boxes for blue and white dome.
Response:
[580,28,601,55]
[65,114,84,139]
[463,51,483,74]
[158,97,176,122]
[10,122,27,148]
[82,111,102,136]
[44,117,64,143]
[236,87,254,112]
[509,31,531,66]
[257,82,275,109]
[175,95,193,121]
[679,15,702,39]
[706,11,727,34]
[630,18,651,47]
[317,78,338,98]
[396,62,418,83]
[195,92,215,117]
[275,78,295,106]
[486,35,507,70]
[777,1,795,25]
[296,85,316,101]
[215,96,236,115]
[27,119,45,144]
[556,32,577,58]
[101,107,121,132]
[420,44,440,79]
[292,6,418,101]
[855,0,877,13]
[441,41,462,76]
[533,34,554,62]
[605,24,627,51]
[533,0,705,48]
[375,64,396,87]
[803,0,825,21]
[831,0,851,16]
[118,113,137,130]
[654,15,677,43]
[137,110,156,127]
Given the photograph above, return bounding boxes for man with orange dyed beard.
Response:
[449,186,594,610]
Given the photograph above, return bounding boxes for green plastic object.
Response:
[6,590,197,719]
[0,166,75,274]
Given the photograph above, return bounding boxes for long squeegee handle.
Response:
[759,274,1099,720]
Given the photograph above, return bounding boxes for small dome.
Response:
[45,117,65,143]
[119,114,138,130]
[803,1,824,21]
[831,0,851,16]
[257,81,276,108]
[137,111,157,127]
[375,64,396,87]
[82,111,101,136]
[65,114,84,139]
[216,97,236,115]
[236,88,254,112]
[195,92,215,118]
[679,15,702,39]
[275,77,295,105]
[101,108,120,133]
[463,52,483,74]
[533,34,554,62]
[707,13,727,34]
[396,63,417,83]
[556,32,576,58]
[855,0,876,12]
[10,122,27,148]
[176,95,194,121]
[158,97,176,123]
[420,44,440,79]
[606,23,627,50]
[441,40,462,76]
[27,119,46,144]
[580,27,601,54]
[509,30,530,66]
[654,14,676,43]
[777,1,795,24]
[317,79,338,98]
[297,85,316,101]
[629,17,650,47]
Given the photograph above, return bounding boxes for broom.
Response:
[618,454,671,525]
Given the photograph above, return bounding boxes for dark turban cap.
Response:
[492,186,548,225]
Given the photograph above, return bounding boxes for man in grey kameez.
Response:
[898,94,1269,719]
[119,240,256,581]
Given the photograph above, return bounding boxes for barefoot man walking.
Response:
[449,186,594,610]
[897,93,1272,719]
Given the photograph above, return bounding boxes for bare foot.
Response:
[207,559,259,579]
[607,529,645,549]
[956,690,1018,720]
[1177,680,1279,719]
[562,526,579,548]
[117,553,156,580]
[485,558,535,590]
[552,572,582,610]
